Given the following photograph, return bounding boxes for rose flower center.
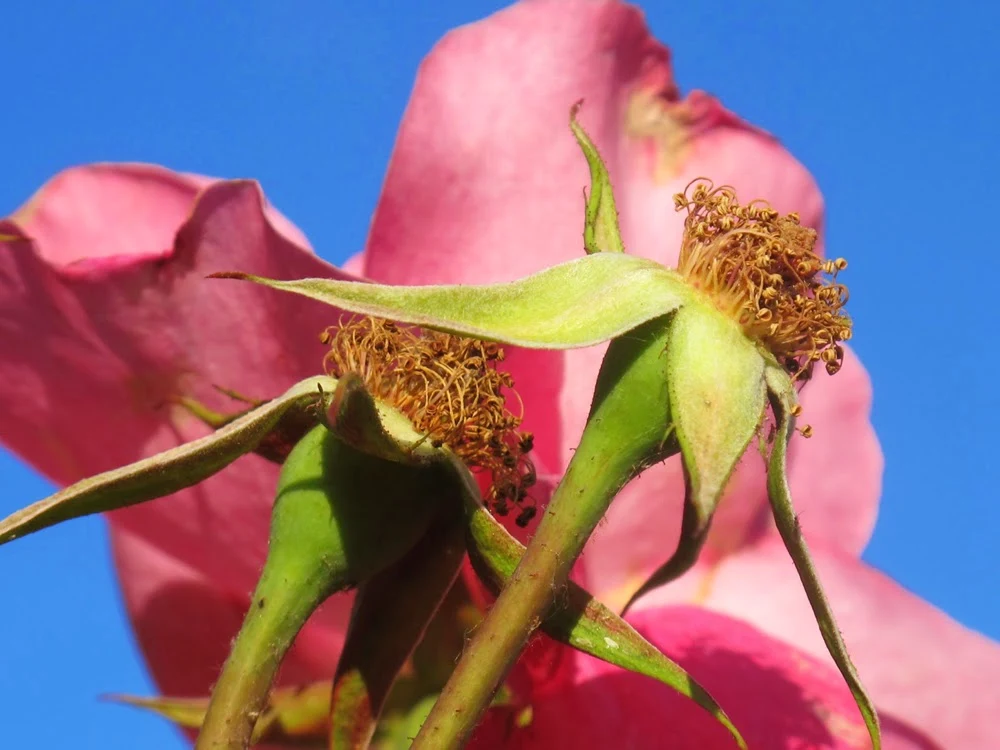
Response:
[321,317,537,527]
[674,180,852,382]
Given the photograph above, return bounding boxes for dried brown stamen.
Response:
[674,180,852,382]
[321,317,537,526]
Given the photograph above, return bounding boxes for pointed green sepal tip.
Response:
[209,253,691,350]
[180,386,324,464]
[570,100,626,255]
[106,694,213,733]
[764,364,882,750]
[620,486,710,615]
[0,375,337,547]
[106,683,333,744]
[326,372,440,465]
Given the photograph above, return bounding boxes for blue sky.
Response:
[1,1,997,747]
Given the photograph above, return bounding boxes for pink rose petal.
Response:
[110,525,343,697]
[635,539,998,749]
[10,163,312,269]
[360,0,661,476]
[357,0,880,594]
[472,606,898,750]
[1,165,356,692]
[2,5,967,750]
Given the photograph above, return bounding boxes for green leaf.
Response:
[331,514,466,750]
[0,376,337,546]
[211,253,691,349]
[461,473,746,750]
[764,364,882,750]
[570,101,625,255]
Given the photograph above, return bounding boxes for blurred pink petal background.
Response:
[1,1,996,748]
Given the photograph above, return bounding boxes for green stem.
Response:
[410,459,626,748]
[195,568,327,750]
[411,318,677,749]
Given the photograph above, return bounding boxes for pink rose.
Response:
[1,2,995,748]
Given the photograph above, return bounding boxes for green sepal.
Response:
[210,253,691,349]
[570,101,625,255]
[0,376,337,546]
[461,477,746,750]
[108,694,216,735]
[373,695,439,750]
[330,513,466,750]
[0,364,469,550]
[178,386,319,464]
[667,303,766,528]
[764,364,882,750]
[107,683,331,746]
[325,373,441,465]
[620,482,710,615]
[620,303,768,611]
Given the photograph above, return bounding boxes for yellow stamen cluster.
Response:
[320,317,538,527]
[674,180,852,381]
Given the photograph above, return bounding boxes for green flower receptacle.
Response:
[195,425,442,750]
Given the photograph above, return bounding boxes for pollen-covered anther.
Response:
[320,317,537,526]
[674,179,853,381]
